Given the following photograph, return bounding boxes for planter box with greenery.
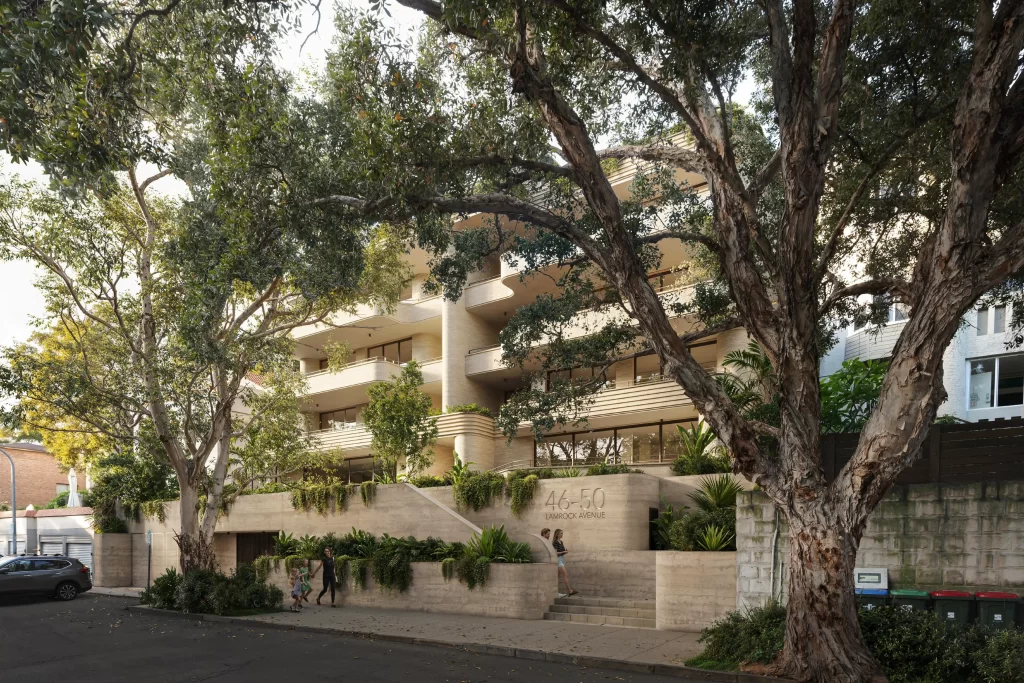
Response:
[259,527,554,619]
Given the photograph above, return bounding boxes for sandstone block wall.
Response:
[93,534,133,587]
[737,481,1024,609]
[268,562,556,620]
[656,551,736,631]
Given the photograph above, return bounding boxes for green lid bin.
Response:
[856,588,889,611]
[931,590,974,624]
[976,592,1018,630]
[891,588,930,612]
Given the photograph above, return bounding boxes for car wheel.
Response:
[56,582,78,601]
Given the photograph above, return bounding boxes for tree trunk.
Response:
[175,484,215,573]
[769,511,886,683]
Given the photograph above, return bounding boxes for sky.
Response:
[0,1,753,349]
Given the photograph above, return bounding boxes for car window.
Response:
[33,559,69,570]
[6,559,33,572]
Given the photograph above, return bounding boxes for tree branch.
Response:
[597,144,705,174]
[821,278,913,317]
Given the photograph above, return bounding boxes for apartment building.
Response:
[826,301,1024,422]
[290,159,751,479]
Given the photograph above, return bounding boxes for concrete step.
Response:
[553,596,655,610]
[543,611,656,629]
[547,603,657,619]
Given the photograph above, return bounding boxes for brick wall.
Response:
[0,445,67,508]
[737,481,1024,610]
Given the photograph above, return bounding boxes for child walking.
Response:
[299,559,313,603]
[289,567,304,612]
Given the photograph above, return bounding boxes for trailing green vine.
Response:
[290,482,356,514]
[507,473,539,517]
[440,557,456,581]
[349,557,369,589]
[140,500,168,523]
[452,471,505,511]
[360,481,377,506]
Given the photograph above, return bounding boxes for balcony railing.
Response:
[468,344,501,355]
[304,355,399,378]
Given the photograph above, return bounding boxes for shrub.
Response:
[585,462,642,476]
[443,403,492,417]
[140,568,181,609]
[174,568,224,614]
[145,565,282,615]
[669,508,736,551]
[295,534,321,559]
[240,481,292,495]
[453,470,505,511]
[653,502,681,551]
[44,491,71,509]
[686,600,786,671]
[409,474,449,488]
[552,466,582,477]
[689,603,1024,682]
[290,481,355,513]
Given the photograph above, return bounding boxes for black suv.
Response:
[0,555,93,600]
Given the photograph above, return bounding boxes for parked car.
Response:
[0,555,92,600]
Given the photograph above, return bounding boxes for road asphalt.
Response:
[0,594,714,683]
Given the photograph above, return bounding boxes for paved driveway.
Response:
[0,595,699,682]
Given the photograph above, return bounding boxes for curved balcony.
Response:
[310,410,494,456]
[305,356,442,406]
[293,296,442,341]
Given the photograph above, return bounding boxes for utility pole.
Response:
[0,446,14,555]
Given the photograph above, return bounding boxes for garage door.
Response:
[4,538,26,555]
[66,542,93,572]
[39,540,62,557]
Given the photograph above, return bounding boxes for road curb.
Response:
[124,604,791,682]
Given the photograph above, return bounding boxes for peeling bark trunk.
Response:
[176,484,215,573]
[771,511,885,683]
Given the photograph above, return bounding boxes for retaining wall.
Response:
[737,481,1024,609]
[655,551,736,631]
[92,533,133,587]
[268,562,557,620]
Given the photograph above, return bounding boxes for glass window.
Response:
[545,369,570,391]
[319,405,365,430]
[969,358,996,409]
[575,430,620,466]
[995,306,1007,334]
[892,304,908,322]
[619,425,662,463]
[399,339,413,364]
[634,353,661,384]
[535,435,576,467]
[56,483,69,494]
[997,355,1024,407]
[661,421,699,461]
[978,308,989,336]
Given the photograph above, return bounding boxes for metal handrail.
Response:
[467,344,501,355]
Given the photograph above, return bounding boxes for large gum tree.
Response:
[297,2,1024,681]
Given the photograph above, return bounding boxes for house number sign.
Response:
[543,488,608,520]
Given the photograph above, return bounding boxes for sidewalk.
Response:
[90,586,144,598]
[117,596,785,682]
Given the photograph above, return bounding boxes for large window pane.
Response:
[536,436,576,466]
[978,308,989,336]
[969,358,996,409]
[575,430,620,465]
[995,306,1007,334]
[997,355,1024,407]
[635,353,661,384]
[399,339,413,364]
[619,425,661,463]
[661,422,698,462]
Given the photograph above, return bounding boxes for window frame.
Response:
[533,418,698,467]
[366,337,413,365]
[965,353,1024,410]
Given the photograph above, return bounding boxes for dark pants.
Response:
[318,573,336,603]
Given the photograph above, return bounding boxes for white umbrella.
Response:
[66,468,82,507]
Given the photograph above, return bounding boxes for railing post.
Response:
[928,425,942,483]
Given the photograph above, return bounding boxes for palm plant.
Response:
[447,452,474,487]
[273,531,297,556]
[690,475,744,513]
[296,534,321,559]
[553,466,582,477]
[696,524,736,551]
[671,422,731,475]
[654,500,682,550]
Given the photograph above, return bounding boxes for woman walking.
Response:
[316,547,339,607]
[543,528,578,598]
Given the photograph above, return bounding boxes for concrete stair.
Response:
[542,596,656,629]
